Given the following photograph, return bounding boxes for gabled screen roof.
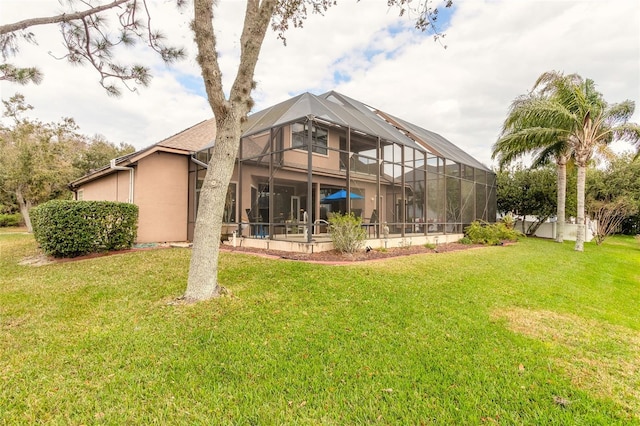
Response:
[242,91,489,171]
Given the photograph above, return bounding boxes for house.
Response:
[69,119,216,243]
[69,91,497,247]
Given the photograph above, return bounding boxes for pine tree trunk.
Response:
[15,187,33,232]
[555,158,567,243]
[184,116,240,301]
[574,164,586,252]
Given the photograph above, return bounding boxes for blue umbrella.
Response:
[321,189,364,202]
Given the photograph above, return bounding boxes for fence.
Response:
[515,219,595,242]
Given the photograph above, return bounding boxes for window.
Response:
[292,123,328,155]
[223,182,237,223]
[77,189,84,201]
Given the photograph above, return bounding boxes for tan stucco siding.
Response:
[282,124,341,170]
[79,171,131,202]
[135,152,189,243]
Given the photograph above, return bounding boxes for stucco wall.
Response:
[135,152,189,243]
[79,171,131,202]
[77,152,189,243]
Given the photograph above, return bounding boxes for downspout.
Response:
[110,159,134,203]
[68,184,78,200]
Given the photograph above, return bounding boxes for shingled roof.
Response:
[69,118,217,187]
[156,118,216,152]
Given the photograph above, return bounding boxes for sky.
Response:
[1,0,639,168]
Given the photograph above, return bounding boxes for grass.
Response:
[1,231,639,424]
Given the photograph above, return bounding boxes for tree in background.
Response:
[1,0,452,302]
[588,197,637,245]
[72,137,135,177]
[1,94,79,230]
[0,93,135,230]
[554,75,640,251]
[0,186,17,215]
[496,164,575,235]
[587,152,640,236]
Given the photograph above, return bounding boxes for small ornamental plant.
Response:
[328,212,366,254]
[501,213,516,229]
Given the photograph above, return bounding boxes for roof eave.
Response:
[69,145,192,188]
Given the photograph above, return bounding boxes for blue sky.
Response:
[1,0,638,167]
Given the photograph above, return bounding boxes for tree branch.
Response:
[0,0,131,35]
[229,0,277,117]
[0,64,43,85]
[193,0,227,117]
[1,0,184,96]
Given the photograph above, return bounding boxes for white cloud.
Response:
[1,0,638,167]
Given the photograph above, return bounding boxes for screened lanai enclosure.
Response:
[188,91,496,244]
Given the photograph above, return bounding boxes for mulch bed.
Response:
[219,242,486,264]
[21,242,491,267]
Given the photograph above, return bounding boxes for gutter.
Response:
[190,155,209,169]
[110,159,134,203]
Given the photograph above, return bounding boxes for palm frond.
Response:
[611,122,640,146]
[533,71,582,96]
[493,127,569,167]
[605,100,636,124]
[502,98,575,134]
[530,143,572,169]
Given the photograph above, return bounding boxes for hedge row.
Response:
[0,213,22,227]
[464,220,522,246]
[31,200,138,258]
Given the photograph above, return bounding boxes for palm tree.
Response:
[493,71,640,251]
[492,73,581,243]
[554,79,640,250]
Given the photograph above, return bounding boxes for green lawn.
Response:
[1,232,639,424]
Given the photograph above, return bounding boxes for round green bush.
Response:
[31,200,138,257]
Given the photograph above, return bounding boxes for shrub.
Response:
[328,212,366,254]
[0,213,22,227]
[458,236,472,245]
[501,213,516,229]
[31,200,138,258]
[589,197,638,245]
[464,220,522,246]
